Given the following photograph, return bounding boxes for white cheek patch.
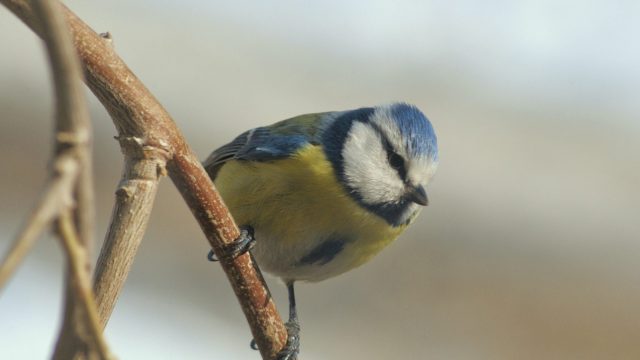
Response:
[342,122,405,205]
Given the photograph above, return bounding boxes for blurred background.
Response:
[1,0,639,359]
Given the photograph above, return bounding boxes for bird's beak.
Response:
[407,184,429,206]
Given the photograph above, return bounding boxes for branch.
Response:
[1,1,287,358]
[0,153,78,289]
[0,0,111,358]
[93,136,163,327]
[57,209,110,358]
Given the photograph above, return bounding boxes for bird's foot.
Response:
[276,320,301,360]
[207,225,255,262]
[248,321,301,360]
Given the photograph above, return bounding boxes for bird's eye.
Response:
[388,152,405,172]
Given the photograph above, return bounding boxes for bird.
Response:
[203,102,439,359]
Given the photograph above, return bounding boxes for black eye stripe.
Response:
[388,151,405,170]
[385,145,407,180]
[368,121,408,180]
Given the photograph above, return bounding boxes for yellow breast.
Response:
[214,145,410,281]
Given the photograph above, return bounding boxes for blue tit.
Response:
[204,102,438,358]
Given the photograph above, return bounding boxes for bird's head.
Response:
[323,103,439,226]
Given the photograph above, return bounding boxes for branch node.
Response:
[99,31,112,45]
[116,135,172,162]
[56,129,89,146]
[115,186,133,199]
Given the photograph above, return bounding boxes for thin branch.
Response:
[0,154,78,290]
[93,136,163,327]
[32,0,94,255]
[30,0,105,358]
[56,209,112,359]
[2,1,288,358]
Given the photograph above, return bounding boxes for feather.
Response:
[203,112,328,178]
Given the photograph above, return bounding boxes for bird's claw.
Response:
[249,321,300,360]
[249,339,259,350]
[276,321,301,360]
[207,225,255,262]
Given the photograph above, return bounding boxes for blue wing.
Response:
[204,112,328,178]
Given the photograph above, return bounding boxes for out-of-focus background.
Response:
[1,1,639,359]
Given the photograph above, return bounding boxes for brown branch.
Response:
[93,136,164,327]
[1,0,287,358]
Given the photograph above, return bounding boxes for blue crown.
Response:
[389,103,438,161]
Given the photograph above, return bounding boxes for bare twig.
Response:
[93,136,164,327]
[0,154,78,289]
[1,1,287,358]
[29,0,101,358]
[57,209,111,358]
[0,0,110,358]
